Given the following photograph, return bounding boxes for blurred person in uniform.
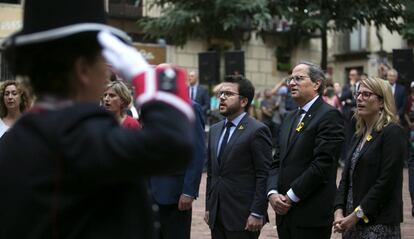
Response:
[0,0,195,238]
[0,80,30,138]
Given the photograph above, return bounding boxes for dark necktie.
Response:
[190,87,195,100]
[217,121,234,165]
[289,108,305,144]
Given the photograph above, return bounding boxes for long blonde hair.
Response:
[354,77,398,136]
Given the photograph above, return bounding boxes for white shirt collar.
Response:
[226,112,247,127]
[301,95,319,113]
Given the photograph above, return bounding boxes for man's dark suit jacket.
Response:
[206,114,272,231]
[194,85,210,118]
[150,102,205,204]
[394,83,407,120]
[334,123,405,225]
[267,97,344,227]
[0,103,193,239]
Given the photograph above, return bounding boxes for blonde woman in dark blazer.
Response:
[333,77,406,238]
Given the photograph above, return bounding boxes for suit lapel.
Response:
[352,130,379,169]
[220,114,249,165]
[283,97,323,159]
[212,121,225,168]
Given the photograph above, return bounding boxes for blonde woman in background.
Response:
[103,81,140,129]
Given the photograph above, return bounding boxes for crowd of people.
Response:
[0,0,413,239]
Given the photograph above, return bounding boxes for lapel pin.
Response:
[296,122,304,132]
[366,134,373,142]
[238,125,244,130]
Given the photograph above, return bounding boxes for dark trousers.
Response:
[408,139,414,215]
[276,213,331,239]
[157,204,192,239]
[211,209,260,239]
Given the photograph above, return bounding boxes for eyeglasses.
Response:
[286,75,310,84]
[354,91,381,100]
[216,91,241,99]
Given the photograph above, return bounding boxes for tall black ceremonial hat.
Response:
[3,0,130,47]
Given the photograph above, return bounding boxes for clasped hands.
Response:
[268,193,292,215]
[332,209,358,234]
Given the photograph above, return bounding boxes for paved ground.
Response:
[191,169,414,239]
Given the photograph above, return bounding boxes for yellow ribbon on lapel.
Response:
[296,122,304,132]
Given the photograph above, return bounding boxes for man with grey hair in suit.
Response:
[267,61,344,239]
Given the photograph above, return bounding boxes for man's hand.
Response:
[333,209,345,233]
[269,194,291,215]
[204,211,209,225]
[178,194,194,211]
[245,215,264,232]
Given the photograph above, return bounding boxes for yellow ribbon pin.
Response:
[296,122,304,132]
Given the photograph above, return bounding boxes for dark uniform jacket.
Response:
[0,102,193,239]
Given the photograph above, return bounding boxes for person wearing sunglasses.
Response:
[333,77,406,238]
[267,61,344,239]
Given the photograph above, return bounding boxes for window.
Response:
[0,51,14,81]
[0,0,21,4]
[349,25,367,51]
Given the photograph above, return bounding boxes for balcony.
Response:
[108,0,143,20]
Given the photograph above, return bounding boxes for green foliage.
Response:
[269,0,404,34]
[402,0,414,40]
[138,0,271,48]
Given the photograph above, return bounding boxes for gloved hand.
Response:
[98,31,194,121]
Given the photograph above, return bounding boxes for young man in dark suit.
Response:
[149,100,205,239]
[267,61,344,239]
[205,75,272,239]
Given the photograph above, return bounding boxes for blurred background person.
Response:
[334,82,342,99]
[209,83,224,125]
[188,70,210,120]
[149,101,205,239]
[334,77,405,238]
[260,88,279,147]
[360,73,369,81]
[340,69,361,165]
[260,89,276,130]
[387,68,406,123]
[249,91,262,121]
[0,80,30,138]
[323,80,342,111]
[405,81,414,217]
[103,80,140,129]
